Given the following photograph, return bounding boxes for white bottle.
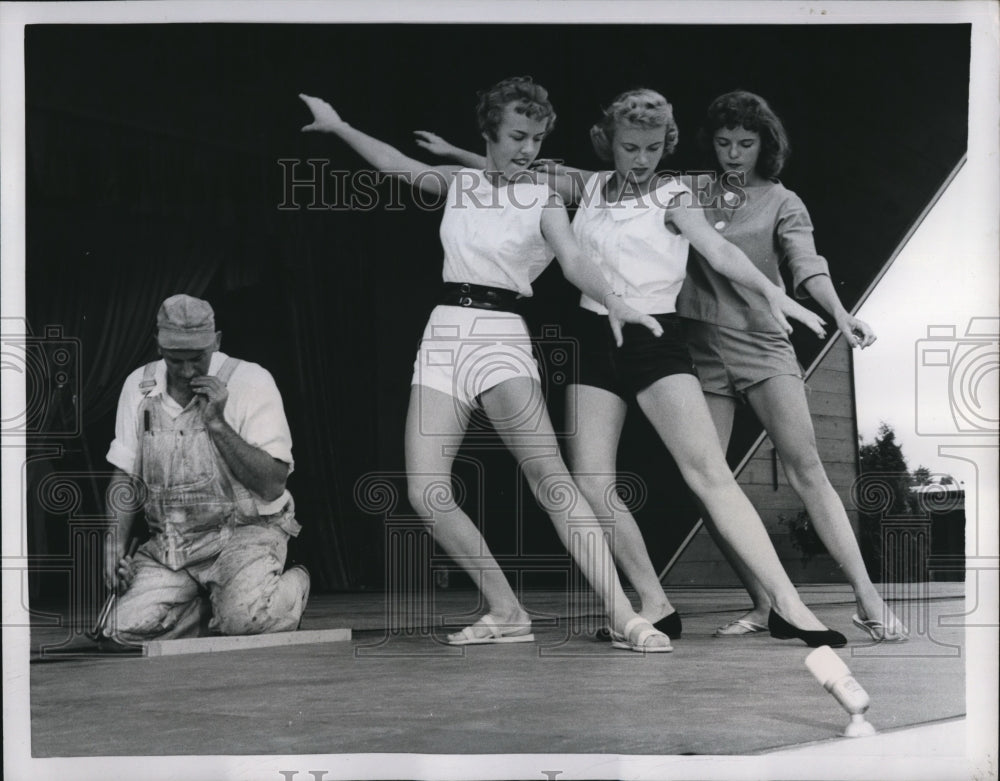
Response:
[805,645,877,737]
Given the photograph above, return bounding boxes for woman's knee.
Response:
[781,450,829,490]
[681,458,736,498]
[518,458,581,512]
[407,477,458,518]
[571,470,616,506]
[522,453,584,496]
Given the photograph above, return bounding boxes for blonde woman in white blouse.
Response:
[300,78,676,651]
[417,89,848,648]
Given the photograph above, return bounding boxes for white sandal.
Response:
[714,618,768,637]
[609,616,673,653]
[446,614,535,646]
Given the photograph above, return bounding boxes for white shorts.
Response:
[411,305,541,408]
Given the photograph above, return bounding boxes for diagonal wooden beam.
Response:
[660,155,969,580]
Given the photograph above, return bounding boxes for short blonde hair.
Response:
[590,88,679,162]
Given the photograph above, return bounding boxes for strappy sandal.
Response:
[446,614,535,646]
[714,618,768,637]
[596,610,681,642]
[852,613,909,643]
[609,616,673,653]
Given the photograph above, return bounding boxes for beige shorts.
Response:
[683,319,803,399]
[411,305,541,408]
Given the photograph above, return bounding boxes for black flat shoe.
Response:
[596,610,681,641]
[653,610,682,640]
[768,609,847,648]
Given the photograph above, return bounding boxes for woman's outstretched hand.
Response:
[835,313,877,349]
[299,94,347,133]
[413,130,453,156]
[528,158,561,174]
[606,296,663,347]
[769,293,827,339]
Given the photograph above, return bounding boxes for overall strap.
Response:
[134,361,161,482]
[138,361,159,395]
[215,357,242,386]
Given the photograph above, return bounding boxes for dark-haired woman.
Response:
[676,90,906,642]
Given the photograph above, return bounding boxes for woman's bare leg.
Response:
[636,374,828,630]
[480,377,667,646]
[698,391,774,628]
[566,383,675,623]
[747,375,904,634]
[405,385,529,638]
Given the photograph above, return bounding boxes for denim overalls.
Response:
[111,358,308,642]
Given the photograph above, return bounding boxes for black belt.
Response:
[441,282,522,312]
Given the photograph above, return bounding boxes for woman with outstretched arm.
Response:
[415,89,851,647]
[300,78,674,650]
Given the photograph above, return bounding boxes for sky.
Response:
[853,162,999,479]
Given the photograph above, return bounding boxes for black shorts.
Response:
[571,308,697,398]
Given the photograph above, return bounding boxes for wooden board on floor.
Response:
[143,628,351,657]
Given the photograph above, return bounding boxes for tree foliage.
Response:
[857,422,913,579]
[858,421,911,515]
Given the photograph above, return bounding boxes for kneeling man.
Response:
[102,294,309,644]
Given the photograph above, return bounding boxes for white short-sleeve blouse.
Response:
[573,171,691,315]
[439,169,556,297]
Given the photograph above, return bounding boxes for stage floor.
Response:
[22,582,973,778]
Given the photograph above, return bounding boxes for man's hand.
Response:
[190,375,229,428]
[104,542,137,592]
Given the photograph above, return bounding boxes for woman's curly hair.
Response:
[476,76,557,140]
[589,88,679,163]
[698,90,790,179]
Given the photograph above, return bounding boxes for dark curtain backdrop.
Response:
[24,23,969,593]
